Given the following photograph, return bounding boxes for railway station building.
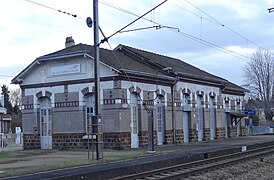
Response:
[12,38,247,149]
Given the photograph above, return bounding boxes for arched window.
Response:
[38,97,52,149]
[84,94,95,134]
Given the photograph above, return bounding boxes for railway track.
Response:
[112,145,274,180]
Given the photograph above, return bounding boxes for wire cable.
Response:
[99,0,155,24]
[25,0,77,18]
[105,42,135,89]
[0,75,14,78]
[100,0,168,44]
[25,0,111,43]
[99,1,249,60]
[170,2,219,25]
[25,0,250,60]
[120,25,179,33]
[183,0,264,50]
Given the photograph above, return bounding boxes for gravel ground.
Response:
[187,154,274,180]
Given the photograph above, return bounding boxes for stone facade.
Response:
[12,43,247,150]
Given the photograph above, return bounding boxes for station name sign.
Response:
[50,64,80,76]
[244,107,256,115]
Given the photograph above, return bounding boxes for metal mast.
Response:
[93,0,103,160]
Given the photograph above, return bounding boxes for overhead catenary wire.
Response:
[25,0,77,18]
[100,0,168,44]
[183,0,264,50]
[24,0,139,91]
[0,75,14,78]
[25,0,251,60]
[169,2,219,25]
[100,1,249,60]
[25,0,109,44]
[120,25,179,33]
[105,41,136,91]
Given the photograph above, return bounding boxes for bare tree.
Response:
[10,87,21,107]
[244,49,274,120]
[9,87,22,131]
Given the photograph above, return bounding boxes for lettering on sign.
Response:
[50,64,80,76]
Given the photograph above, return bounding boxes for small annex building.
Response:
[0,94,12,134]
[12,38,247,149]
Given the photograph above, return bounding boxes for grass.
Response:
[0,148,175,178]
[0,151,9,159]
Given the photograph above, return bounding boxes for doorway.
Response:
[130,93,139,148]
[156,96,164,145]
[39,97,52,149]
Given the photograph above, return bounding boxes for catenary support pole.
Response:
[93,0,103,160]
[142,102,155,153]
[147,111,154,152]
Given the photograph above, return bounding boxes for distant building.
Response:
[12,37,247,149]
[0,94,12,133]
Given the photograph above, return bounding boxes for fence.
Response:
[248,126,274,135]
[0,133,23,151]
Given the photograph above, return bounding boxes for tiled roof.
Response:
[24,43,247,94]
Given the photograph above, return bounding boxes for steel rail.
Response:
[111,145,274,180]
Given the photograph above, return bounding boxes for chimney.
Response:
[65,36,75,48]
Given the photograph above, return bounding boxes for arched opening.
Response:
[182,92,191,143]
[39,97,52,149]
[197,94,204,141]
[156,96,165,145]
[130,92,139,148]
[84,93,95,134]
[209,96,216,140]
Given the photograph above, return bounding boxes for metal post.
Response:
[249,117,253,135]
[142,102,155,153]
[147,111,154,153]
[93,0,103,160]
[225,113,229,138]
[171,85,176,144]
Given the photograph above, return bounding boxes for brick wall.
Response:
[216,127,226,139]
[52,133,84,148]
[53,107,85,133]
[22,109,38,134]
[23,134,41,149]
[103,132,131,149]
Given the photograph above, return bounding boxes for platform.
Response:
[5,135,274,180]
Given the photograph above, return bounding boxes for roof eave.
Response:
[37,51,87,62]
[11,60,39,84]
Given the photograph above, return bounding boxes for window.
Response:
[157,107,162,132]
[85,95,95,133]
[131,106,138,134]
[183,94,190,106]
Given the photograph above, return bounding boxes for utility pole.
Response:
[93,0,103,160]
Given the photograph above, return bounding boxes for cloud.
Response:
[168,46,254,85]
[1,0,274,89]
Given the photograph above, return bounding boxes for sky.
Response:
[1,0,274,90]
